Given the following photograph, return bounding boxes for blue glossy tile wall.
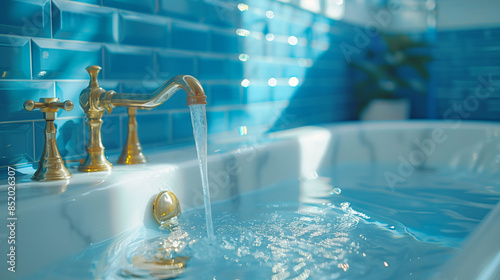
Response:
[0,36,30,79]
[0,0,354,168]
[434,27,500,120]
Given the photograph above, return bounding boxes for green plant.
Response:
[351,33,432,116]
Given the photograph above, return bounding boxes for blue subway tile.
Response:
[269,19,288,36]
[201,2,240,27]
[32,39,102,79]
[34,118,85,161]
[239,11,266,32]
[171,112,193,140]
[158,0,199,21]
[99,81,121,93]
[229,109,252,128]
[282,64,307,79]
[207,84,240,106]
[103,45,154,79]
[0,122,34,166]
[243,37,265,56]
[163,91,189,110]
[103,0,156,13]
[291,45,309,59]
[272,42,290,58]
[249,0,273,10]
[198,57,243,80]
[272,85,296,101]
[0,36,30,79]
[229,107,275,128]
[101,115,121,152]
[122,113,170,147]
[289,22,310,37]
[244,61,280,79]
[307,63,344,79]
[68,0,100,5]
[0,81,54,122]
[52,0,115,43]
[311,30,332,43]
[243,85,271,103]
[156,50,196,77]
[171,22,210,52]
[121,81,158,95]
[211,31,241,53]
[119,13,169,47]
[207,111,228,134]
[435,27,500,121]
[0,0,50,38]
[291,7,314,23]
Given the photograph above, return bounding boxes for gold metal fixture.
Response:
[24,98,74,181]
[153,190,181,225]
[79,65,207,170]
[128,255,189,279]
[117,108,147,165]
[79,65,113,172]
[101,74,207,111]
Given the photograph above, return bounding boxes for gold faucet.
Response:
[79,65,207,171]
[24,98,74,181]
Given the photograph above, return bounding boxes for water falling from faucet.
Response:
[189,104,214,241]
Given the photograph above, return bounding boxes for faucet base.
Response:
[78,165,113,173]
[117,151,147,165]
[24,98,74,181]
[79,154,113,172]
[32,157,72,181]
[33,120,72,181]
[117,108,147,165]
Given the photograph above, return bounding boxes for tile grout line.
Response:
[119,114,123,151]
[101,44,105,79]
[50,0,53,39]
[32,120,36,164]
[29,39,33,80]
[169,112,173,143]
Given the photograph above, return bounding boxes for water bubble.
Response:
[340,202,350,210]
[329,187,342,195]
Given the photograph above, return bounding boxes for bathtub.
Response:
[1,121,499,279]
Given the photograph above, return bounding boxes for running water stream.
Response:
[189,104,214,240]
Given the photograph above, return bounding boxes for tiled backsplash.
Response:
[0,0,354,168]
[434,27,500,120]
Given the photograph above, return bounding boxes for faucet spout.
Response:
[79,65,208,170]
[103,75,207,112]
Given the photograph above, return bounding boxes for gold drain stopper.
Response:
[153,190,181,225]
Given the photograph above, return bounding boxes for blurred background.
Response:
[0,0,499,168]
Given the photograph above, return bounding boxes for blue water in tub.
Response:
[32,163,500,280]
